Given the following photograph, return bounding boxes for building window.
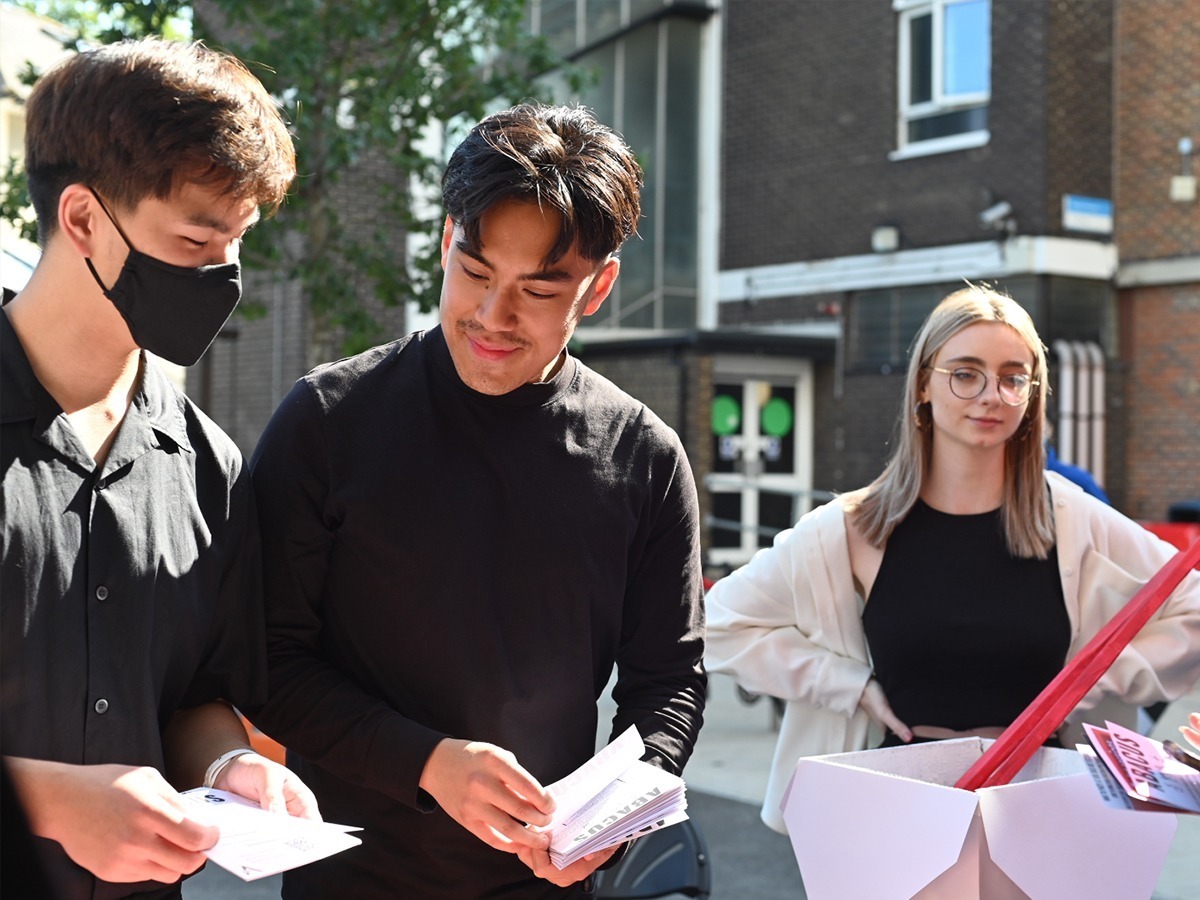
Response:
[846,284,948,372]
[893,0,990,159]
[526,0,709,330]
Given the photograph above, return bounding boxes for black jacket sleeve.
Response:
[247,380,446,809]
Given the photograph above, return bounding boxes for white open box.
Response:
[781,737,1177,899]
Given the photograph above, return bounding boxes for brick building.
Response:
[180,0,1196,560]
[524,0,1198,568]
[1112,0,1200,522]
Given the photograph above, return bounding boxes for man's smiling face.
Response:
[438,199,618,396]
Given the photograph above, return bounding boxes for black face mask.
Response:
[84,189,242,366]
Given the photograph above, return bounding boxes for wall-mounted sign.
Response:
[1062,194,1113,235]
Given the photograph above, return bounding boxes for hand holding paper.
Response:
[1078,721,1200,814]
[417,738,554,853]
[7,759,215,885]
[1181,711,1200,754]
[214,751,322,821]
[180,788,361,881]
[542,726,688,870]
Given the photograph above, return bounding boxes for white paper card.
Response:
[181,788,362,881]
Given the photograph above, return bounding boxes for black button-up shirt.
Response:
[0,301,266,899]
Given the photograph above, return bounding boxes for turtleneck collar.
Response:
[426,324,576,408]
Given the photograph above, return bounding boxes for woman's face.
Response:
[920,321,1036,455]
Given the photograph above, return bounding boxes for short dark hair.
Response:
[442,103,643,264]
[24,37,296,243]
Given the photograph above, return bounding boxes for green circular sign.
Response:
[761,397,793,437]
[711,395,741,436]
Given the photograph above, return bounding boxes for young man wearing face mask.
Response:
[0,38,319,900]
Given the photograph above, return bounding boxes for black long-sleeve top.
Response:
[249,326,706,899]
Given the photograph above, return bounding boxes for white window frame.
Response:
[891,0,991,160]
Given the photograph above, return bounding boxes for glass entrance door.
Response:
[707,369,813,566]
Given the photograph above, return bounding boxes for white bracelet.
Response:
[203,748,257,788]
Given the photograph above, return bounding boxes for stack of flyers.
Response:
[543,726,688,870]
[1077,720,1200,815]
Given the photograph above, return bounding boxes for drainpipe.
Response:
[1072,340,1093,472]
[1086,341,1106,485]
[1053,339,1076,464]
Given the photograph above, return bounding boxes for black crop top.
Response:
[861,500,1070,733]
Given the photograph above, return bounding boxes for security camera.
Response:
[978,201,1013,227]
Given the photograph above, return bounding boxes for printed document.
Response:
[1078,721,1200,814]
[181,788,362,881]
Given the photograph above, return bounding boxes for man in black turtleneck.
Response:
[248,102,707,899]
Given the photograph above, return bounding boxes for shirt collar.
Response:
[1,298,51,426]
[132,355,193,454]
[1,291,192,455]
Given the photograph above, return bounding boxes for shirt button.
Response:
[95,585,109,601]
[95,478,107,491]
[1064,567,1074,577]
[94,698,109,714]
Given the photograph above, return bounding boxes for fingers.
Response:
[859,679,911,742]
[882,712,913,743]
[419,739,556,853]
[517,843,618,887]
[216,752,323,821]
[1182,713,1200,753]
[130,779,219,877]
[461,793,552,854]
[89,768,216,883]
[283,779,322,822]
[158,811,220,853]
[474,747,555,825]
[138,829,213,881]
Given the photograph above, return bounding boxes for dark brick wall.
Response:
[720,0,1106,271]
[1045,0,1114,231]
[717,0,1136,517]
[1112,0,1200,520]
[1118,286,1200,519]
[1114,0,1200,262]
[722,0,897,266]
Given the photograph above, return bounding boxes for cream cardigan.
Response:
[705,471,1200,833]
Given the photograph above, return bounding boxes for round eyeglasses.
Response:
[925,365,1038,406]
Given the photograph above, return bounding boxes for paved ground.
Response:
[186,675,1200,898]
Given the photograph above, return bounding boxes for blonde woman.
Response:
[705,285,1200,833]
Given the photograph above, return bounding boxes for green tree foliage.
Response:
[0,157,37,244]
[5,0,191,45]
[2,0,574,353]
[196,0,568,352]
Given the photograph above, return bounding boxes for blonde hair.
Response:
[848,284,1054,559]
